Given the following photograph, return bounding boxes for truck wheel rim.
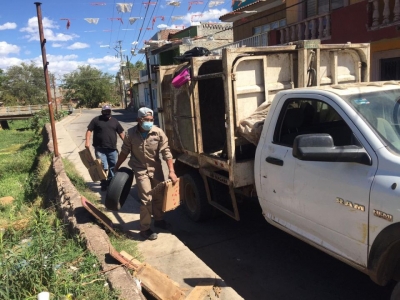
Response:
[184,183,197,213]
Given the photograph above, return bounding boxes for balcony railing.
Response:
[210,32,268,55]
[279,13,331,44]
[369,0,400,28]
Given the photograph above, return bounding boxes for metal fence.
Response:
[0,104,73,115]
[210,32,269,55]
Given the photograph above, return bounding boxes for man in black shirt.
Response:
[85,105,125,191]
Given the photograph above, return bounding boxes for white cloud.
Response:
[87,55,119,65]
[27,54,85,76]
[157,24,169,29]
[0,56,23,69]
[20,17,78,42]
[183,8,229,24]
[0,22,17,30]
[24,50,31,55]
[52,43,64,48]
[0,41,20,55]
[67,42,90,50]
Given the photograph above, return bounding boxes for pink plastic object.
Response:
[172,68,190,88]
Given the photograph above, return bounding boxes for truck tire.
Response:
[182,171,212,222]
[391,282,400,300]
[105,167,134,211]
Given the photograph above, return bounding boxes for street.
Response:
[65,108,392,300]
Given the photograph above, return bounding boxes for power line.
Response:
[108,0,117,47]
[138,0,160,46]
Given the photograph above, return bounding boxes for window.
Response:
[254,27,262,35]
[344,89,400,154]
[274,99,356,147]
[262,24,270,32]
[253,19,286,36]
[380,57,400,80]
[306,0,344,18]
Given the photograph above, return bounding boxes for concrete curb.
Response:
[46,123,144,300]
[52,112,244,300]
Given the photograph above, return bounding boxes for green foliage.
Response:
[62,158,99,204]
[61,65,117,108]
[1,63,46,105]
[0,210,119,300]
[25,109,70,133]
[0,125,119,299]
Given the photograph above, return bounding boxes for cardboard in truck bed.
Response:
[78,148,107,182]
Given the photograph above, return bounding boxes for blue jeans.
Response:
[94,148,118,186]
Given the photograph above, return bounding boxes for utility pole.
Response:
[145,48,154,110]
[115,41,127,109]
[34,2,59,157]
[126,56,133,109]
[51,74,58,114]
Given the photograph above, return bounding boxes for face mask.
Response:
[141,121,153,131]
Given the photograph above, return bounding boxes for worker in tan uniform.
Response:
[115,107,178,240]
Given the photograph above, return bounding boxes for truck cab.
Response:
[255,83,400,290]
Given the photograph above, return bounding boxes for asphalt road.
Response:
[67,108,393,300]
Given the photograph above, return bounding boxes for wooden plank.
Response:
[109,246,141,270]
[135,263,186,300]
[81,197,121,237]
[185,280,216,300]
[119,251,142,266]
[110,248,186,300]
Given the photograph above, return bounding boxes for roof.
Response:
[280,82,400,96]
[159,29,180,40]
[220,0,284,22]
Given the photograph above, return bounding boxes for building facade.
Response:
[221,0,400,80]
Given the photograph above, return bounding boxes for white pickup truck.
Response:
[155,40,400,298]
[254,83,400,298]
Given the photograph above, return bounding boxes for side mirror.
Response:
[293,134,372,165]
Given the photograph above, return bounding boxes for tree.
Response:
[4,63,46,105]
[125,61,145,78]
[61,65,117,108]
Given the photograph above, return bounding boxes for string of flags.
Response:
[188,1,203,11]
[191,14,203,22]
[116,3,133,13]
[60,18,71,29]
[171,16,184,22]
[58,0,227,34]
[108,17,124,24]
[208,0,224,7]
[167,1,181,6]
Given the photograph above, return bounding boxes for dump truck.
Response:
[156,40,370,220]
[155,40,400,298]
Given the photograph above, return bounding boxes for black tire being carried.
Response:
[182,171,213,222]
[105,167,134,211]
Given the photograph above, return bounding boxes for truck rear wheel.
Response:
[182,171,212,221]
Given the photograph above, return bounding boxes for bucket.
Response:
[172,68,190,88]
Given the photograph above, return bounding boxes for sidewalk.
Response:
[56,113,243,300]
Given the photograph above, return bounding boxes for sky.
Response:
[0,0,232,78]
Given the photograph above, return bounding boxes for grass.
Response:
[62,158,142,261]
[0,119,122,300]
